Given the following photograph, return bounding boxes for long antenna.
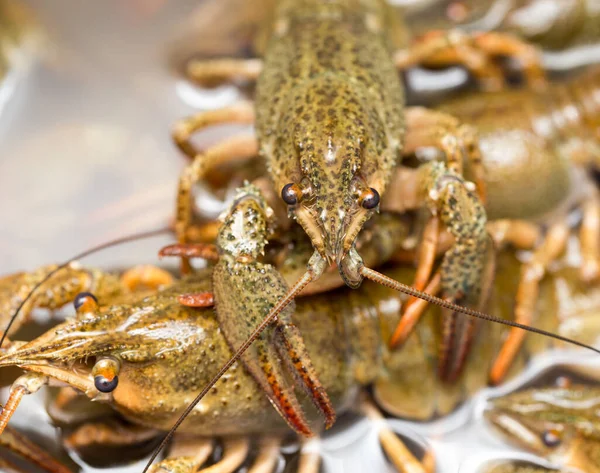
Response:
[0,227,171,348]
[359,266,600,354]
[142,264,600,471]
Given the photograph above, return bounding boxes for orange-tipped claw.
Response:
[254,336,316,437]
[276,322,336,429]
[213,260,334,435]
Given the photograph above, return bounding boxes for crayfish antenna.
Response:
[0,227,171,349]
[388,273,441,348]
[359,266,600,356]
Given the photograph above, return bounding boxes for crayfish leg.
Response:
[297,439,321,473]
[389,273,441,349]
[0,263,122,339]
[580,190,600,283]
[147,437,233,473]
[186,57,263,88]
[387,159,492,381]
[0,426,72,473]
[394,30,546,91]
[0,372,48,436]
[172,104,257,273]
[395,216,440,334]
[64,419,160,451]
[388,107,489,361]
[178,292,215,307]
[199,437,249,473]
[490,221,570,385]
[159,243,219,262]
[361,398,431,473]
[249,437,281,473]
[120,265,174,292]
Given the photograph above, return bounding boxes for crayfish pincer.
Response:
[0,260,436,472]
[161,184,336,436]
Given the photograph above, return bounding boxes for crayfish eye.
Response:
[92,356,120,393]
[360,188,380,210]
[95,375,119,393]
[281,183,301,205]
[73,292,98,312]
[542,429,562,448]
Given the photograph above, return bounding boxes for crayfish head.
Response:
[0,286,203,400]
[0,275,231,432]
[287,172,379,272]
[0,310,134,400]
[484,384,599,457]
[274,78,393,282]
[216,183,275,260]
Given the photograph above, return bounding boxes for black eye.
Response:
[360,188,380,209]
[73,292,98,311]
[542,429,562,447]
[281,183,300,205]
[95,375,119,393]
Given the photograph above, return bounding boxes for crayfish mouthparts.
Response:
[338,247,366,289]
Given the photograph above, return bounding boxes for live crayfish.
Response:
[166,0,600,425]
[123,0,600,463]
[181,61,600,393]
[405,0,600,54]
[3,209,600,473]
[484,362,600,473]
[3,202,600,473]
[1,0,600,468]
[167,0,555,418]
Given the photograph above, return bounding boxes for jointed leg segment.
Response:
[394,30,546,91]
[387,108,489,380]
[361,397,431,473]
[172,103,258,273]
[0,372,48,436]
[490,221,570,384]
[0,263,123,340]
[186,58,263,88]
[0,426,72,473]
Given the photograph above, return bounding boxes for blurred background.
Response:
[0,0,214,274]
